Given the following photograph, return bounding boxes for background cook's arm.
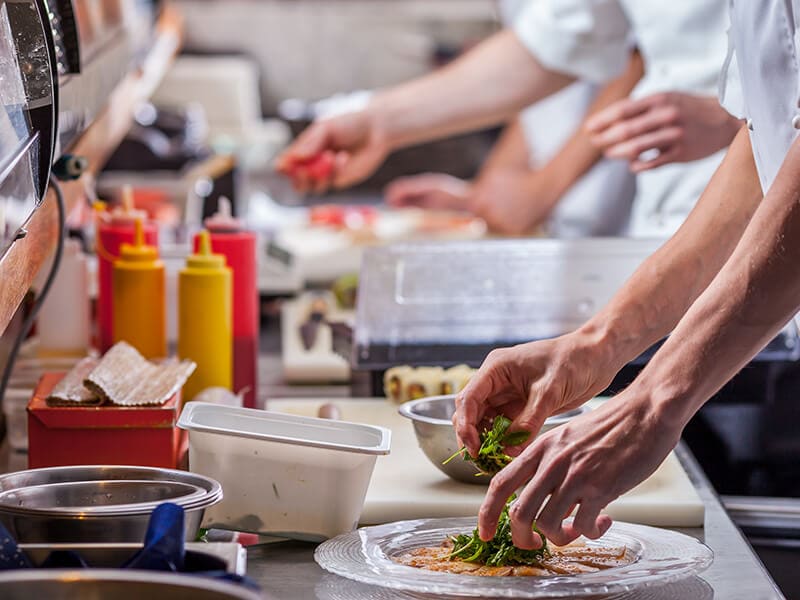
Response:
[278,31,575,190]
[386,52,645,235]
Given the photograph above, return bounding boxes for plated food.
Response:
[396,540,631,577]
[315,517,714,598]
[394,491,631,577]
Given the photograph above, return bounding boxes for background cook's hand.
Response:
[585,92,742,173]
[385,173,473,212]
[453,331,621,458]
[276,108,390,193]
[479,391,682,547]
[386,168,557,236]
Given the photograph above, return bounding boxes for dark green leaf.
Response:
[501,430,531,447]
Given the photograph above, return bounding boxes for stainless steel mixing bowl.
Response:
[398,394,589,484]
[0,466,222,543]
[0,570,264,600]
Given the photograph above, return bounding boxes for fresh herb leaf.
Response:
[195,527,209,543]
[443,415,531,476]
[447,493,548,566]
[501,430,531,448]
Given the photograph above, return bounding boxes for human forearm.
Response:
[576,127,763,366]
[478,118,531,175]
[633,136,800,423]
[369,30,574,151]
[532,52,645,209]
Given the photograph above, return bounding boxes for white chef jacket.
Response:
[498,0,636,237]
[513,0,732,238]
[720,0,800,193]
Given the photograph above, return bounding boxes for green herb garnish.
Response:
[447,493,548,566]
[443,415,530,476]
[195,527,209,543]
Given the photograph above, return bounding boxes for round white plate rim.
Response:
[314,517,714,598]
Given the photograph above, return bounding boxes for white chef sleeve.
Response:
[512,0,632,84]
[718,30,745,119]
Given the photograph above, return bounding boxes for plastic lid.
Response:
[187,230,226,270]
[109,185,147,225]
[204,197,242,232]
[118,219,158,263]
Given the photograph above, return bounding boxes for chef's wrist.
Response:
[573,318,640,375]
[367,90,419,153]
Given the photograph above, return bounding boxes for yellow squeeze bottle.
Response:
[178,230,232,402]
[112,218,166,358]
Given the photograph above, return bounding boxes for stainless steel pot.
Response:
[0,466,222,543]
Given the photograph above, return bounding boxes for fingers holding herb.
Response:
[449,494,547,567]
[444,415,531,477]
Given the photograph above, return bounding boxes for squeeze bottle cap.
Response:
[109,185,147,225]
[187,230,227,270]
[204,197,242,232]
[118,218,158,263]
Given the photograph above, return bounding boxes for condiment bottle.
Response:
[112,218,167,359]
[194,197,258,407]
[37,239,91,357]
[179,229,232,402]
[96,187,158,352]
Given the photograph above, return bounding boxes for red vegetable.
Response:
[284,152,335,182]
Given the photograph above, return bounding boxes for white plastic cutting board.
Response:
[267,398,704,528]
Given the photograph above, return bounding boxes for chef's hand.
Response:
[385,173,473,212]
[479,391,682,547]
[386,168,557,235]
[454,332,621,458]
[276,109,390,193]
[585,92,742,172]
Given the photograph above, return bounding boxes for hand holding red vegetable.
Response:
[276,109,390,193]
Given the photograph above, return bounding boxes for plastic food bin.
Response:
[177,402,391,541]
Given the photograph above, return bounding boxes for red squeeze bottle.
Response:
[194,197,259,407]
[96,189,158,353]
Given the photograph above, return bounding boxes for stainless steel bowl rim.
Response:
[0,569,262,600]
[0,466,223,516]
[0,465,221,494]
[398,394,589,426]
[0,480,210,514]
[0,489,223,517]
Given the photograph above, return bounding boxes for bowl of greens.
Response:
[398,395,588,484]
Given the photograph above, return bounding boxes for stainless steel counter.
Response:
[244,442,785,599]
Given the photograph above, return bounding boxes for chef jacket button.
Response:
[746,118,754,131]
[793,115,800,129]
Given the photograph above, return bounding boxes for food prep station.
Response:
[0,1,796,598]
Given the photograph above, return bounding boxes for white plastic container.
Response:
[177,402,391,541]
[2,388,32,451]
[37,240,90,357]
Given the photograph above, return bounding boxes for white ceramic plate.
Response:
[314,518,713,598]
